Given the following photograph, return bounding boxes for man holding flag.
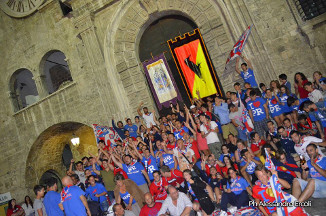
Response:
[235,54,258,88]
[252,149,308,216]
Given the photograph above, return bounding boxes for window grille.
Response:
[294,0,326,20]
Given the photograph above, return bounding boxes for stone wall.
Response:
[0,0,325,202]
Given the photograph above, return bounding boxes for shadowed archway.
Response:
[25,122,98,195]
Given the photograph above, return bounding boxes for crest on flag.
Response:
[242,107,254,134]
[225,25,253,65]
[92,124,121,149]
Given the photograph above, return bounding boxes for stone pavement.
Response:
[304,197,326,216]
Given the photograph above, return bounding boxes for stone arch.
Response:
[105,0,236,115]
[9,68,39,112]
[39,50,73,95]
[25,121,97,195]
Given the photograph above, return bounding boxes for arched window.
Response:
[10,69,39,111]
[42,51,73,94]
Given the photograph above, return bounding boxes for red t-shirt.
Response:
[6,206,22,216]
[297,79,309,99]
[166,142,176,150]
[150,178,168,201]
[164,169,184,186]
[187,140,201,160]
[220,164,239,177]
[251,140,266,153]
[139,202,163,216]
[205,163,222,176]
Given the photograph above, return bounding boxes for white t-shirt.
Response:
[200,121,220,144]
[75,170,86,184]
[308,89,323,103]
[173,147,195,172]
[142,113,156,128]
[294,136,325,161]
[22,203,34,216]
[157,192,192,216]
[229,106,244,128]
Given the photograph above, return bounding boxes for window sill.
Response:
[13,81,77,116]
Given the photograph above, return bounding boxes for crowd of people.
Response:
[6,56,326,216]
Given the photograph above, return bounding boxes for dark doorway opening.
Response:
[139,15,198,114]
[39,170,63,192]
[62,144,73,170]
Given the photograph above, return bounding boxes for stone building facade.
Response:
[0,0,325,201]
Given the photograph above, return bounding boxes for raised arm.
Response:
[110,154,123,169]
[242,55,253,69]
[137,102,143,117]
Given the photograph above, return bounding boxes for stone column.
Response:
[73,12,120,119]
[32,75,48,99]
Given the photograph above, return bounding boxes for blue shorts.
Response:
[296,178,326,198]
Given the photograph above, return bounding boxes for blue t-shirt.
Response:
[307,156,326,181]
[240,68,258,87]
[309,111,326,128]
[162,153,176,169]
[246,97,267,122]
[219,153,235,162]
[240,157,260,174]
[44,191,64,216]
[226,176,249,195]
[84,164,101,176]
[278,93,292,113]
[120,191,136,205]
[267,96,283,117]
[284,81,292,94]
[85,183,108,203]
[124,124,138,138]
[213,103,231,125]
[61,186,86,216]
[141,155,159,181]
[291,98,309,114]
[173,126,189,140]
[122,162,147,185]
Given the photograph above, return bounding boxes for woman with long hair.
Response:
[182,169,216,216]
[220,155,239,179]
[294,72,309,98]
[21,196,34,216]
[6,199,25,216]
[270,80,281,94]
[114,174,145,216]
[187,109,210,156]
[220,167,252,215]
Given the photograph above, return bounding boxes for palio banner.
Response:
[92,124,122,149]
[168,29,223,99]
[142,53,182,109]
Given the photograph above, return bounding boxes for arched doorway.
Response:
[39,170,63,191]
[139,15,198,110]
[25,122,98,195]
